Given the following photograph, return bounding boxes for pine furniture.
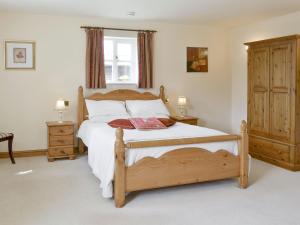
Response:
[0,132,15,164]
[245,35,300,171]
[77,85,249,207]
[170,115,198,125]
[46,121,76,162]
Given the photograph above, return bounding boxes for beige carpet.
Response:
[0,156,299,225]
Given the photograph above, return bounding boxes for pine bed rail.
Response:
[125,135,241,149]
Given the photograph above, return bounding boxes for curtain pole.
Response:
[80,26,157,33]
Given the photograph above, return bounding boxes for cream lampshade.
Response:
[177,96,187,117]
[55,99,69,123]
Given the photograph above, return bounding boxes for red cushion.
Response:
[158,118,176,127]
[108,119,135,129]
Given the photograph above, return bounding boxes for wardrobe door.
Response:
[248,47,270,137]
[269,43,292,141]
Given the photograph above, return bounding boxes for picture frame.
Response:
[186,47,208,72]
[4,40,36,70]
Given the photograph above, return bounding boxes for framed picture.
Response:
[187,47,208,72]
[5,41,36,70]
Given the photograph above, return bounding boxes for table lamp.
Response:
[55,99,69,123]
[177,96,187,117]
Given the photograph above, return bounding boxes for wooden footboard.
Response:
[114,121,249,207]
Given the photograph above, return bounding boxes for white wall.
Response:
[230,11,300,133]
[0,12,231,151]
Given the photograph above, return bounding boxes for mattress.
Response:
[77,120,239,198]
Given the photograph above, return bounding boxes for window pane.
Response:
[104,40,113,60]
[105,62,113,81]
[117,62,131,81]
[117,43,132,61]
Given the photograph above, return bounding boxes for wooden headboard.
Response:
[77,85,166,129]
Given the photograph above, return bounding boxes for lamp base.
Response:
[58,111,64,123]
[178,107,186,117]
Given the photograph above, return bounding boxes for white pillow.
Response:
[125,99,170,118]
[89,114,130,123]
[85,100,129,119]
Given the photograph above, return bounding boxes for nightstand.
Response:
[46,121,76,162]
[170,115,198,125]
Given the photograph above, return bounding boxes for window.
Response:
[104,37,138,84]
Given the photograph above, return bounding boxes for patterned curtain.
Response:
[85,28,106,88]
[137,31,154,88]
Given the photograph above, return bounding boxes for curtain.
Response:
[85,28,106,88]
[137,31,154,88]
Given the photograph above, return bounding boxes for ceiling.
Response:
[1,0,300,27]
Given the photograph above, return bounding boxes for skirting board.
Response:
[0,147,79,159]
[0,149,47,158]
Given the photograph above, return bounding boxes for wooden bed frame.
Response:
[78,85,249,208]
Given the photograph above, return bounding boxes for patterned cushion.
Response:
[130,117,167,130]
[0,132,13,141]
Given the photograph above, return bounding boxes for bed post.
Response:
[239,120,249,188]
[78,86,85,154]
[114,128,126,208]
[159,85,166,102]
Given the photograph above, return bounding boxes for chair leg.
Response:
[8,137,15,164]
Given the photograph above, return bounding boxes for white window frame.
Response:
[104,36,138,84]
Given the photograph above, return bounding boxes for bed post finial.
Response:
[240,120,247,133]
[239,120,248,189]
[159,85,166,102]
[79,85,83,93]
[114,128,126,208]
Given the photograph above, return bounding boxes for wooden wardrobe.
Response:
[246,35,300,171]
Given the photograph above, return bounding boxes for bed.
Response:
[77,85,249,207]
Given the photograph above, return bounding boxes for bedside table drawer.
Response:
[49,135,73,147]
[48,147,74,157]
[49,126,74,136]
[46,121,75,162]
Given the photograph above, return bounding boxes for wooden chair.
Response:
[0,132,15,164]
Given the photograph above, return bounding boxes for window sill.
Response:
[106,83,138,89]
[106,82,138,85]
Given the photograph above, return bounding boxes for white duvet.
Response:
[77,120,239,198]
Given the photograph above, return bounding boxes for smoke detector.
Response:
[127,11,136,16]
